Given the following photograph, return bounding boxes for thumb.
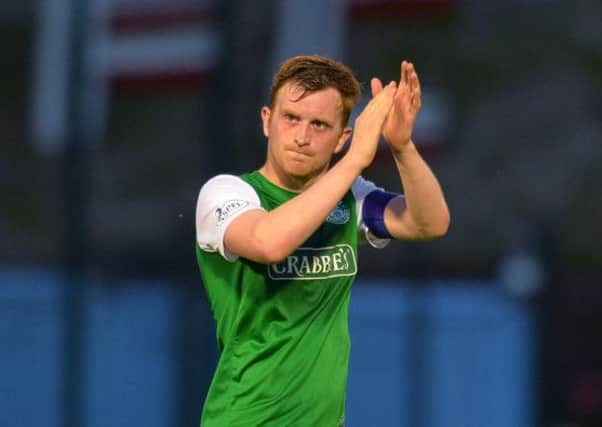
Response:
[370,78,384,97]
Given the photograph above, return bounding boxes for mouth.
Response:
[286,148,312,158]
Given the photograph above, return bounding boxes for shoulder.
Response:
[198,174,259,204]
[195,174,264,260]
[197,173,262,222]
[200,174,256,193]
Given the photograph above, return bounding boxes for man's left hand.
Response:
[370,60,422,153]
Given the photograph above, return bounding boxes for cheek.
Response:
[271,122,290,142]
[315,133,341,153]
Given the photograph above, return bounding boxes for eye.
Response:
[283,113,299,122]
[312,121,328,130]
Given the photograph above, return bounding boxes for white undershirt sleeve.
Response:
[351,176,391,249]
[196,174,265,262]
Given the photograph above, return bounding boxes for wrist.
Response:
[340,148,371,173]
[390,139,416,159]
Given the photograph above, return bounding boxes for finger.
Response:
[410,68,422,108]
[384,82,398,111]
[412,66,421,94]
[407,63,415,90]
[413,84,421,108]
[383,80,397,98]
[409,64,419,91]
[399,60,407,85]
[364,82,396,111]
[395,69,410,105]
[407,62,415,87]
[370,77,384,97]
[372,81,396,104]
[373,80,396,98]
[368,81,396,111]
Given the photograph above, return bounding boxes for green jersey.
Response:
[195,171,385,427]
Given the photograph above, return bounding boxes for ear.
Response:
[334,126,352,154]
[261,106,271,138]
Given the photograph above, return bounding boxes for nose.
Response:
[294,124,311,146]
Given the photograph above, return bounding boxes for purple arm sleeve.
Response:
[362,190,397,239]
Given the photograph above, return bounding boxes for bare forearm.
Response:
[389,141,450,239]
[250,157,363,262]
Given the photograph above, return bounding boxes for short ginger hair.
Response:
[269,55,362,126]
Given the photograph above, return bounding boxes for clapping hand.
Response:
[370,60,422,152]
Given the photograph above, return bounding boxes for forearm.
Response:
[238,156,363,263]
[388,141,450,239]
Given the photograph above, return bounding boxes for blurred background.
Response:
[1,0,602,426]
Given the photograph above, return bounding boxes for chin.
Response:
[281,157,328,183]
[283,159,305,172]
[286,170,311,181]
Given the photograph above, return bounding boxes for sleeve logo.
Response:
[215,199,249,225]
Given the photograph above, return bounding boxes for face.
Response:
[260,83,352,191]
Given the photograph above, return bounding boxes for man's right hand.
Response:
[345,81,396,170]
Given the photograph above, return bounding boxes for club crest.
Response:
[326,201,350,225]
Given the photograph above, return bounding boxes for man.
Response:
[195,55,449,426]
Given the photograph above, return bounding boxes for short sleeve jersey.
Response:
[195,171,389,427]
